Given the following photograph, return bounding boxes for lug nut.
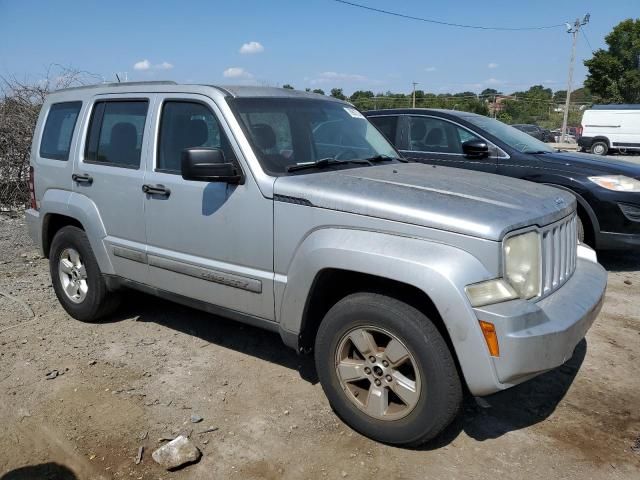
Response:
[369,356,376,363]
[382,360,389,367]
[374,379,381,386]
[385,375,392,382]
[364,367,371,374]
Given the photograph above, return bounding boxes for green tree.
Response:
[282,84,294,90]
[584,18,640,103]
[479,88,501,100]
[330,88,346,100]
[312,88,325,95]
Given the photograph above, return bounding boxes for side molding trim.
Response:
[148,255,263,293]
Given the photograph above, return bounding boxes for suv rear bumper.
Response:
[25,208,42,254]
[471,255,606,395]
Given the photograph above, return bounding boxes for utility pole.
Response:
[412,82,418,108]
[561,13,590,144]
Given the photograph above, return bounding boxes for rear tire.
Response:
[49,226,119,322]
[315,293,462,446]
[591,141,608,156]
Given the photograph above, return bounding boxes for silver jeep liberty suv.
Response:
[26,82,607,446]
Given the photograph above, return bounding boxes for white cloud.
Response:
[485,78,504,85]
[310,71,367,85]
[239,41,264,54]
[488,62,499,69]
[133,59,151,71]
[133,59,174,71]
[223,67,253,79]
[424,66,437,72]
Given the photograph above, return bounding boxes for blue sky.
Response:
[0,0,637,95]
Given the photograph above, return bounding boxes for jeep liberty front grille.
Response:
[541,214,578,296]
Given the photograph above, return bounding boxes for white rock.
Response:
[151,435,201,470]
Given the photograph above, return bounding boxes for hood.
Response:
[535,151,640,178]
[273,163,575,241]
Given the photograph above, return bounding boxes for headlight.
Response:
[588,175,640,192]
[504,231,541,299]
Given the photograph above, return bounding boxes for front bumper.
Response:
[577,136,594,149]
[473,256,607,393]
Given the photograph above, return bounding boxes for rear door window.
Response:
[39,102,82,160]
[85,100,149,168]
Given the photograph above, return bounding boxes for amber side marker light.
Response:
[479,321,500,357]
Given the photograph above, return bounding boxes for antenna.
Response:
[115,73,121,83]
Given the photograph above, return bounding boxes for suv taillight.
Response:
[28,165,37,210]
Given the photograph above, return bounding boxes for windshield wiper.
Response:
[523,150,551,154]
[364,154,408,163]
[285,157,372,173]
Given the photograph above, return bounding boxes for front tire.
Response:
[49,226,119,322]
[591,141,608,156]
[315,293,462,446]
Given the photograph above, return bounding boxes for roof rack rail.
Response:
[591,104,640,110]
[55,80,178,93]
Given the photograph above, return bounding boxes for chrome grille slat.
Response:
[540,214,578,297]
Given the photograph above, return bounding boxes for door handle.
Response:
[142,184,171,197]
[72,173,93,185]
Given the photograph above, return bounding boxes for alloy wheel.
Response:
[335,326,421,421]
[58,247,88,304]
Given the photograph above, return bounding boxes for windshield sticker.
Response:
[344,107,365,119]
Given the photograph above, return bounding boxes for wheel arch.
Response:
[39,189,114,274]
[276,228,502,394]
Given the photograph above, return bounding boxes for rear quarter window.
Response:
[39,101,82,160]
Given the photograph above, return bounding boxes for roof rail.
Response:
[591,104,640,110]
[54,80,178,93]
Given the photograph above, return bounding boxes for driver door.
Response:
[143,94,275,320]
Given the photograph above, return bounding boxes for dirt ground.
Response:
[0,213,639,480]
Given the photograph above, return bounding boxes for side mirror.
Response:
[462,139,489,159]
[181,148,243,183]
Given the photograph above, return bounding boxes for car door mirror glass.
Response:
[181,148,242,183]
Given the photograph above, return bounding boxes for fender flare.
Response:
[40,189,114,274]
[277,228,501,394]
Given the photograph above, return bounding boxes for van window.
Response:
[157,101,236,173]
[85,100,149,168]
[39,102,82,160]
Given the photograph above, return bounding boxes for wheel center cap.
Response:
[373,365,384,377]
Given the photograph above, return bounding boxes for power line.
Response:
[581,28,595,53]
[332,0,566,31]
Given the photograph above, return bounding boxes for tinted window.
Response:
[85,101,148,168]
[368,116,398,144]
[408,116,478,154]
[231,98,398,175]
[463,115,554,153]
[158,101,236,173]
[39,102,82,160]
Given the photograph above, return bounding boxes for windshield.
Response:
[463,116,554,153]
[229,98,399,174]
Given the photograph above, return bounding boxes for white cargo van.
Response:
[579,104,640,155]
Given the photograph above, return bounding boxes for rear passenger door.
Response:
[74,94,155,285]
[142,94,275,321]
[400,115,498,173]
